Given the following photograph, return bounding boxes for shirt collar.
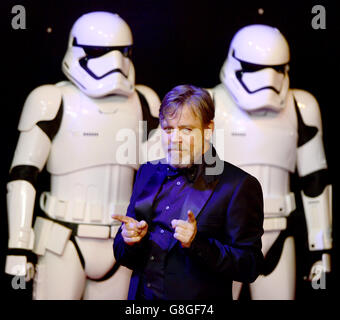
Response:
[163,144,223,184]
[165,164,199,183]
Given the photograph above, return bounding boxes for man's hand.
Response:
[171,210,197,248]
[112,214,148,246]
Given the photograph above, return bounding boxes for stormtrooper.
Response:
[5,11,160,299]
[210,24,332,299]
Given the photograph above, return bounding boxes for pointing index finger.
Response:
[112,214,135,224]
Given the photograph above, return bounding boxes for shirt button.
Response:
[147,283,151,288]
[160,229,164,234]
[176,181,181,185]
[165,206,170,210]
[150,255,155,261]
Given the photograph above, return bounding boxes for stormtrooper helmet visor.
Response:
[73,37,133,80]
[233,50,288,95]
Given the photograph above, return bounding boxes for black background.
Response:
[0,0,338,302]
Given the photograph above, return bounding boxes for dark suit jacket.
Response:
[113,153,264,300]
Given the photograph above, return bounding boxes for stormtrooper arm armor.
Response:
[5,84,62,276]
[294,89,332,257]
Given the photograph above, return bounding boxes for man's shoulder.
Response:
[139,158,167,173]
[221,160,259,185]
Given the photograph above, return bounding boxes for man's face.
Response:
[161,104,211,168]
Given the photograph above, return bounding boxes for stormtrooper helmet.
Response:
[62,11,135,98]
[220,24,290,112]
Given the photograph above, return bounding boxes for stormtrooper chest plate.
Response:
[47,82,143,174]
[213,84,298,172]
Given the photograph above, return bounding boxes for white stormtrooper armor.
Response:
[5,11,160,299]
[211,24,332,299]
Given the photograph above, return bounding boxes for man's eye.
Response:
[181,128,192,134]
[164,128,173,134]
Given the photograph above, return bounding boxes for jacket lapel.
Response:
[168,174,220,252]
[178,146,224,222]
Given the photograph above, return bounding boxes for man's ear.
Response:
[204,120,214,141]
[208,120,214,132]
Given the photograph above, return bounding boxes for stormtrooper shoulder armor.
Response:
[135,84,160,118]
[293,89,322,132]
[10,85,63,171]
[135,84,160,141]
[18,84,63,132]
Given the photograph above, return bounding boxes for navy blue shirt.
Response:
[137,164,200,300]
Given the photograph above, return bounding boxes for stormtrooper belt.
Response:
[46,217,120,239]
[39,191,129,225]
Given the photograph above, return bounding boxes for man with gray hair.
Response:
[113,84,264,300]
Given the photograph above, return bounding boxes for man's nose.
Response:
[170,128,182,143]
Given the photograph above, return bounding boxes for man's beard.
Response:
[167,150,191,168]
[166,146,203,168]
